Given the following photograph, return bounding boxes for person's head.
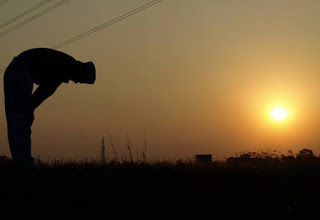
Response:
[72,62,96,84]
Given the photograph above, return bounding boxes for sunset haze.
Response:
[1,0,320,160]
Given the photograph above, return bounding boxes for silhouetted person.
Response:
[3,48,96,167]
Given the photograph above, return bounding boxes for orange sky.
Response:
[1,0,320,160]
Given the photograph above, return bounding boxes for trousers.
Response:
[3,57,34,167]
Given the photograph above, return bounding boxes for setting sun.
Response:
[271,107,287,121]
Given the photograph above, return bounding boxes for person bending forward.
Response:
[3,48,96,167]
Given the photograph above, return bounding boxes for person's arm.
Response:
[31,81,62,110]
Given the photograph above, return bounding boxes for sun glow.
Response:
[271,107,287,121]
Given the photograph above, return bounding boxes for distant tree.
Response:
[226,157,235,163]
[240,153,251,161]
[296,148,315,160]
[226,152,253,162]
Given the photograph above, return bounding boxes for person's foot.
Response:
[0,156,34,168]
[0,156,14,167]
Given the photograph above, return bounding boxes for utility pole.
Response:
[101,136,106,164]
[126,131,133,163]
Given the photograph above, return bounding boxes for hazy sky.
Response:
[1,0,320,160]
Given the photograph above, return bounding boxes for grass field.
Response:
[1,150,320,218]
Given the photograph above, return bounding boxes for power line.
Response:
[0,0,71,38]
[0,0,9,7]
[0,0,53,30]
[0,0,164,72]
[52,0,163,49]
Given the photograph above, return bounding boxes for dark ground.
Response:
[1,158,320,219]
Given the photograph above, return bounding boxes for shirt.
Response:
[16,48,86,85]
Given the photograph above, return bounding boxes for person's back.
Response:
[16,48,91,85]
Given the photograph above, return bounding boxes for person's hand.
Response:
[27,109,34,127]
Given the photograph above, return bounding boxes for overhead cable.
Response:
[0,0,164,72]
[0,0,71,38]
[52,0,163,49]
[0,0,53,30]
[0,0,9,7]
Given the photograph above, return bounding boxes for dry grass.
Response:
[1,148,320,218]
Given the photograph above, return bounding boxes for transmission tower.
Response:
[100,136,106,164]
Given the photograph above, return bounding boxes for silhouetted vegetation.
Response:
[1,149,320,218]
[226,148,319,164]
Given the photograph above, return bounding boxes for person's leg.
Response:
[4,60,34,167]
